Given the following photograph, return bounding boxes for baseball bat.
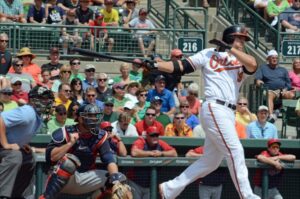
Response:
[71,47,140,65]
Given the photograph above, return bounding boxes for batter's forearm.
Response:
[157,61,183,73]
[230,48,257,72]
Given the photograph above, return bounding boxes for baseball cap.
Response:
[127,81,139,88]
[100,121,112,129]
[85,64,95,71]
[258,105,268,112]
[124,101,135,110]
[267,50,278,58]
[104,96,114,105]
[146,126,159,135]
[151,96,163,103]
[125,0,136,3]
[113,82,126,90]
[11,77,22,84]
[95,11,104,20]
[171,49,183,57]
[267,139,281,147]
[155,75,166,82]
[50,47,59,54]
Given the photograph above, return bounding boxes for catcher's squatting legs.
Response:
[160,102,260,199]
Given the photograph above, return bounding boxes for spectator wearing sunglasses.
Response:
[179,83,201,116]
[130,126,177,199]
[82,64,97,91]
[135,88,150,121]
[235,96,257,127]
[83,87,104,111]
[150,97,171,128]
[7,58,36,93]
[135,107,164,136]
[96,73,113,102]
[47,104,76,134]
[113,63,132,85]
[55,83,72,111]
[67,101,81,120]
[70,78,84,104]
[10,77,28,106]
[123,100,139,125]
[179,100,199,130]
[111,112,138,136]
[102,96,119,123]
[70,58,84,81]
[0,88,18,112]
[165,112,193,137]
[51,65,72,94]
[112,82,130,112]
[253,139,296,198]
[100,121,127,157]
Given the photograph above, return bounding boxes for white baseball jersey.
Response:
[187,48,250,103]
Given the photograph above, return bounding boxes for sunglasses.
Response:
[149,133,159,137]
[58,112,67,116]
[105,104,114,107]
[238,103,247,106]
[189,92,197,96]
[85,69,95,73]
[62,71,71,74]
[0,40,8,43]
[64,89,72,93]
[180,106,189,108]
[175,117,185,120]
[98,79,107,82]
[139,94,147,97]
[71,62,80,65]
[13,82,22,86]
[116,86,125,90]
[146,113,155,117]
[15,64,23,67]
[104,127,113,132]
[87,94,95,97]
[175,55,183,59]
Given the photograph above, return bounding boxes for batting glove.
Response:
[141,59,158,71]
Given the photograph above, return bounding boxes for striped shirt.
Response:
[246,121,278,139]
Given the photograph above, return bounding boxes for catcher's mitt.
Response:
[111,182,133,199]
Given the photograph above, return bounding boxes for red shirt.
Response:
[89,20,107,37]
[190,146,204,154]
[11,90,29,103]
[135,120,165,136]
[131,137,175,152]
[253,150,284,187]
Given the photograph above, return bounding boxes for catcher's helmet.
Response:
[222,25,251,44]
[78,104,103,135]
[29,86,54,115]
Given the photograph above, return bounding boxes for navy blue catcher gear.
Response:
[78,104,103,135]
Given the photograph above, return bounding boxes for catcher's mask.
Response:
[78,104,103,135]
[29,86,54,116]
[222,25,251,44]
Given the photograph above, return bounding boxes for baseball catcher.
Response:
[39,104,132,199]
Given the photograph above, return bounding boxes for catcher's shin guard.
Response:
[39,154,81,199]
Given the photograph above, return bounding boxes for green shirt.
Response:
[103,112,119,123]
[156,113,171,128]
[47,118,76,134]
[113,97,130,109]
[267,0,290,16]
[3,101,18,112]
[137,101,150,120]
[129,71,143,82]
[70,73,85,81]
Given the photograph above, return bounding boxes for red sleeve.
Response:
[255,150,269,158]
[193,146,204,154]
[135,121,143,136]
[131,137,145,151]
[155,121,165,136]
[159,140,175,151]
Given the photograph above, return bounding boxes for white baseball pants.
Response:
[160,101,260,199]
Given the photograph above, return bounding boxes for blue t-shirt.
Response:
[279,7,300,28]
[2,105,42,147]
[255,64,291,90]
[246,121,278,139]
[82,79,98,92]
[147,88,175,113]
[186,114,200,130]
[47,5,65,24]
[27,5,45,23]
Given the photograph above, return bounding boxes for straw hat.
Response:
[17,47,36,59]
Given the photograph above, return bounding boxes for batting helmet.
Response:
[222,25,251,44]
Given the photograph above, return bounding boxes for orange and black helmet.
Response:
[222,25,251,44]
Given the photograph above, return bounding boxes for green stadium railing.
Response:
[217,0,300,62]
[31,135,300,199]
[0,23,205,59]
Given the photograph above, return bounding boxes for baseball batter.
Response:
[143,25,260,199]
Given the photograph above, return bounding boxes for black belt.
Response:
[216,99,236,110]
